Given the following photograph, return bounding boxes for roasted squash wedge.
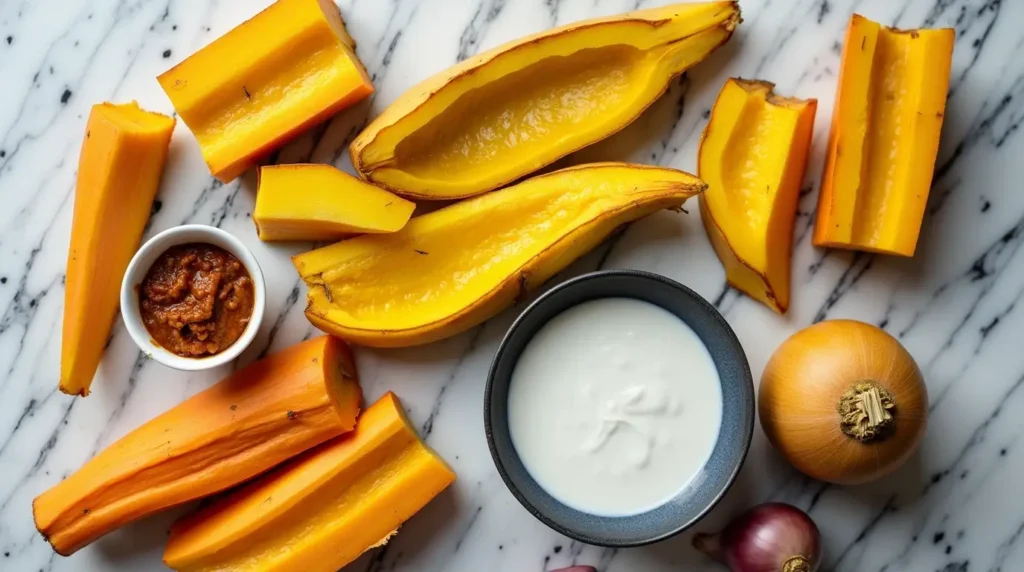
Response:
[813,15,954,256]
[61,102,175,397]
[253,164,415,242]
[163,392,455,572]
[34,336,361,556]
[699,79,816,313]
[158,0,373,182]
[294,163,705,347]
[351,2,739,199]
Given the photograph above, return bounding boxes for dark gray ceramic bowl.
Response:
[485,270,754,547]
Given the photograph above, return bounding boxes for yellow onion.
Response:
[759,320,928,485]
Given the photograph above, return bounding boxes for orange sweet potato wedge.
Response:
[60,102,174,397]
[164,392,455,572]
[35,336,362,556]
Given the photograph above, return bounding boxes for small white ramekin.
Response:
[120,224,266,371]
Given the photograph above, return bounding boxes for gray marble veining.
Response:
[1,0,1023,570]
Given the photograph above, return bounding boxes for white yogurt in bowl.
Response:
[506,297,723,517]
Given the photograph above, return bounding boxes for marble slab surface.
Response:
[1,0,1022,570]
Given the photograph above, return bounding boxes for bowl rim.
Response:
[119,224,266,371]
[484,269,754,547]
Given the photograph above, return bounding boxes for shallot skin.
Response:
[693,503,822,572]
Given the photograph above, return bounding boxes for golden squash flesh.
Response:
[351,2,739,199]
[163,392,455,572]
[293,163,705,347]
[253,164,415,242]
[699,79,816,313]
[158,0,373,182]
[814,15,954,256]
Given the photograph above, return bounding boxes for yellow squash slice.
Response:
[813,15,954,256]
[253,164,415,242]
[294,163,706,347]
[158,0,373,183]
[163,392,455,572]
[61,102,175,397]
[699,79,816,313]
[351,2,739,199]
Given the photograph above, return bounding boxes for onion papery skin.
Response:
[759,320,928,485]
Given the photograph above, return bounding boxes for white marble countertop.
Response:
[1,0,1022,570]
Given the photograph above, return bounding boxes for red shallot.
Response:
[693,503,821,572]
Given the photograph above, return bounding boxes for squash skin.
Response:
[34,336,362,556]
[60,102,175,397]
[158,0,373,183]
[163,392,455,572]
[350,2,739,199]
[253,164,415,242]
[293,163,706,347]
[699,79,816,313]
[813,15,954,256]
